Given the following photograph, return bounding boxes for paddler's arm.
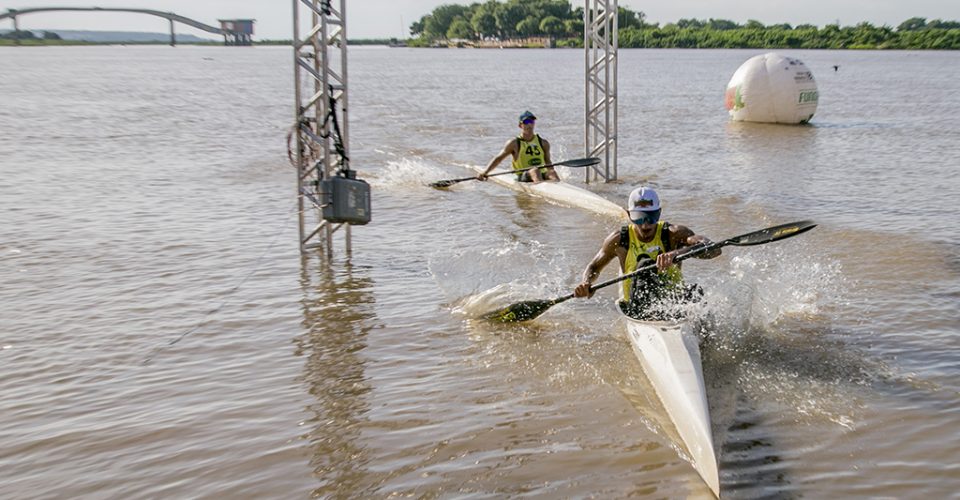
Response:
[528,165,543,183]
[657,225,722,272]
[478,139,517,180]
[574,231,620,298]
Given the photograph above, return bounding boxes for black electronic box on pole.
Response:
[321,169,371,225]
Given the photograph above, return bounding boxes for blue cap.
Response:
[518,110,537,122]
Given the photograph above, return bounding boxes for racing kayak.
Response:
[483,221,819,494]
[468,164,625,220]
[624,313,720,497]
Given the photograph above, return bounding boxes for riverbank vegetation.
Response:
[408,1,960,50]
[0,29,77,45]
[4,6,958,50]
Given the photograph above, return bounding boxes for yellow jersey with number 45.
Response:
[512,134,546,174]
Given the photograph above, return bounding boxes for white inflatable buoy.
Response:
[725,52,819,124]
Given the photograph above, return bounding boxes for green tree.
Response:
[495,2,527,37]
[897,17,926,31]
[11,30,37,40]
[471,10,498,38]
[540,16,565,36]
[537,0,572,20]
[676,18,705,29]
[928,19,960,29]
[708,19,738,30]
[516,15,541,36]
[424,4,471,39]
[564,18,584,37]
[410,17,426,37]
[447,17,474,39]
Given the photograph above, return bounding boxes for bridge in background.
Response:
[1,7,254,46]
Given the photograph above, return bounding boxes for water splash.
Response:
[703,245,846,331]
[690,248,871,428]
[453,283,521,318]
[371,157,452,191]
[428,232,579,320]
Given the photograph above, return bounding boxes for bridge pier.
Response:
[222,32,252,46]
[12,14,19,46]
[169,18,176,46]
[218,19,254,46]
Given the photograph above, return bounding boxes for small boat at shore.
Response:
[467,164,626,220]
[623,313,720,497]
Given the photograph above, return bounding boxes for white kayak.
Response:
[469,164,625,220]
[624,314,720,497]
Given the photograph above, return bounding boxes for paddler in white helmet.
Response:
[573,186,722,319]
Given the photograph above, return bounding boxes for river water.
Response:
[1,45,958,498]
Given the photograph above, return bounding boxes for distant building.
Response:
[218,19,255,46]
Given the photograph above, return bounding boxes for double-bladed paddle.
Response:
[429,157,600,188]
[481,220,818,323]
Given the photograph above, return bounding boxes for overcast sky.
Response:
[4,0,960,40]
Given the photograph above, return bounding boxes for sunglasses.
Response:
[630,208,661,225]
[521,118,536,125]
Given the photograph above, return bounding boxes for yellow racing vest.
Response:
[621,221,684,302]
[512,134,547,175]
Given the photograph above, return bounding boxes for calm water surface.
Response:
[1,45,958,498]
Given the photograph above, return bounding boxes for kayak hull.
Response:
[469,165,625,220]
[624,315,720,497]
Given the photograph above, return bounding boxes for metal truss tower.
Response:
[584,0,618,183]
[292,0,351,256]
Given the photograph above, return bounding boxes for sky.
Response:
[3,0,960,40]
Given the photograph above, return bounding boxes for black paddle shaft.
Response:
[543,240,717,308]
[482,220,817,322]
[429,157,600,188]
[580,219,816,297]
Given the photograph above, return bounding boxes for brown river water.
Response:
[1,45,958,498]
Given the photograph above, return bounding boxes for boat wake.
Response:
[372,157,453,191]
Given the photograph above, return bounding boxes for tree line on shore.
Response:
[1,30,62,41]
[409,0,960,49]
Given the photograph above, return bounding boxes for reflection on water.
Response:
[295,256,379,496]
[724,120,819,140]
[721,121,821,214]
[701,318,854,499]
[719,402,794,499]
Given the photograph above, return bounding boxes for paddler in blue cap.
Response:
[478,110,559,183]
[573,186,722,319]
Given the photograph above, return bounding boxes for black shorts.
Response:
[619,283,704,321]
[516,169,549,183]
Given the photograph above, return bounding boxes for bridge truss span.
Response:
[1,7,253,46]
